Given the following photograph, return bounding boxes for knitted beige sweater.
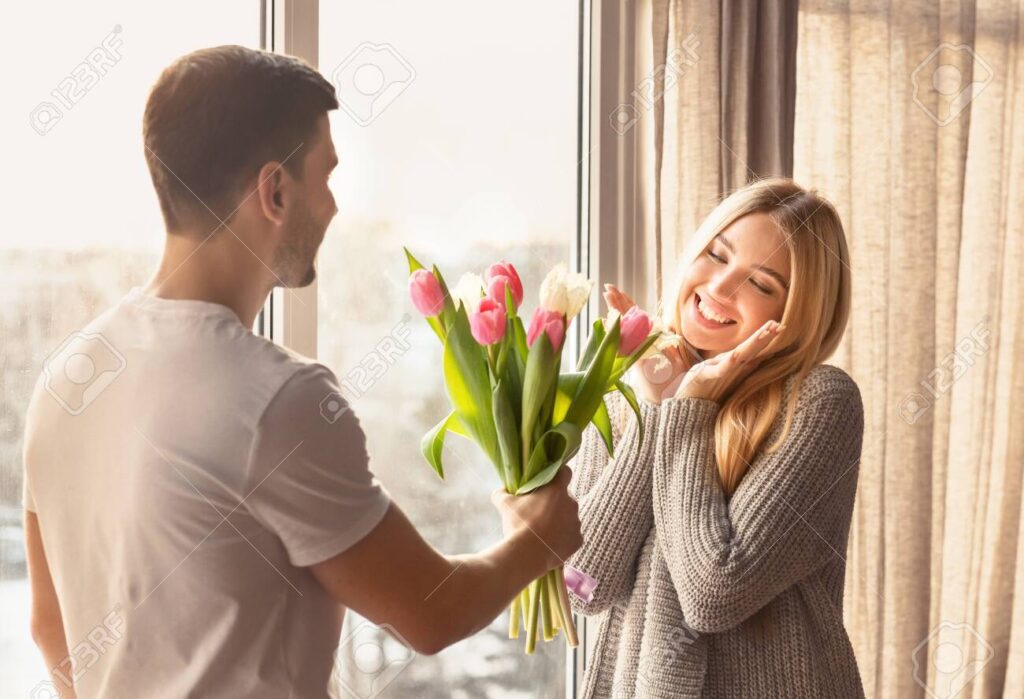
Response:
[567,364,865,698]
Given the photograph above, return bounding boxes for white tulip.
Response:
[540,263,593,320]
[451,272,485,313]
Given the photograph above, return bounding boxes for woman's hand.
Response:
[674,320,783,403]
[603,284,689,404]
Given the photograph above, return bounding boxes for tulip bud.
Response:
[452,272,485,312]
[409,269,446,317]
[618,306,653,356]
[539,263,592,320]
[526,307,566,352]
[484,261,524,309]
[470,298,507,345]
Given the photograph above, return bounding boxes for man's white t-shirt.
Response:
[22,288,391,698]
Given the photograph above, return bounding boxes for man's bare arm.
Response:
[25,511,77,699]
[310,468,581,655]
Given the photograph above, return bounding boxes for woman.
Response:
[567,178,864,698]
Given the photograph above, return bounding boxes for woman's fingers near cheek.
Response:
[735,320,782,361]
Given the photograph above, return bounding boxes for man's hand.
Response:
[310,473,581,657]
[490,467,583,572]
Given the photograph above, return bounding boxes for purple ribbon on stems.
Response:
[563,564,598,603]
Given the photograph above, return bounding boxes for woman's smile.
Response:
[690,291,738,329]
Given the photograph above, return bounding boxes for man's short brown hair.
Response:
[143,45,338,232]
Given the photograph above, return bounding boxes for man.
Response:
[24,45,582,698]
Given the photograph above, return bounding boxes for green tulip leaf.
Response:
[516,422,583,494]
[443,305,501,468]
[591,399,614,455]
[421,411,460,479]
[564,316,620,428]
[403,246,426,273]
[520,332,557,461]
[576,318,606,371]
[492,380,521,491]
[614,378,644,447]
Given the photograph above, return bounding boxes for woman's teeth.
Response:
[697,296,735,324]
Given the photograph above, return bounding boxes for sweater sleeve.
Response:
[652,369,864,633]
[567,392,662,615]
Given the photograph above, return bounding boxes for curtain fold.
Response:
[646,0,1023,696]
[651,0,798,307]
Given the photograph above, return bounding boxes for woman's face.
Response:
[679,212,791,358]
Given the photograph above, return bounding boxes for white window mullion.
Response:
[268,0,319,358]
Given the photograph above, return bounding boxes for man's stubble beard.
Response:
[272,208,324,289]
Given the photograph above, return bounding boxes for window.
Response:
[0,2,260,694]
[316,2,581,696]
[3,1,587,696]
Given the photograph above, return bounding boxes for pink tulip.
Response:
[618,306,653,356]
[484,261,524,309]
[470,298,507,345]
[409,269,446,317]
[526,307,565,352]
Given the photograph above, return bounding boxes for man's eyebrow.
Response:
[718,233,789,289]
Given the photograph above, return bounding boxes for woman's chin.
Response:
[681,326,731,358]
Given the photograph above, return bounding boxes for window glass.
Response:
[317,2,580,696]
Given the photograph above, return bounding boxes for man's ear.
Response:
[255,161,287,226]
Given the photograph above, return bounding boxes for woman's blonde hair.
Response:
[662,177,851,495]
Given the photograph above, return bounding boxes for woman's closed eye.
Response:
[707,248,774,295]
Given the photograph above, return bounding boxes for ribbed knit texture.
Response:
[567,364,865,698]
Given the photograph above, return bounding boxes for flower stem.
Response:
[509,594,521,639]
[546,569,563,632]
[525,579,541,654]
[554,567,579,648]
[539,575,553,641]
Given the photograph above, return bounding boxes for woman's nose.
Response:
[706,269,742,301]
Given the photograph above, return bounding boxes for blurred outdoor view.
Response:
[1,1,579,697]
[317,2,579,697]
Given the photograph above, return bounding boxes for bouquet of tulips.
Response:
[404,248,668,653]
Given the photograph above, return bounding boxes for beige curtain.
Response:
[650,0,798,306]
[647,0,1024,696]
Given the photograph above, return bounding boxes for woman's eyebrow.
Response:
[718,233,789,289]
[753,264,790,290]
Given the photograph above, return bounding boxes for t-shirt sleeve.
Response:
[22,473,36,512]
[245,363,391,567]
